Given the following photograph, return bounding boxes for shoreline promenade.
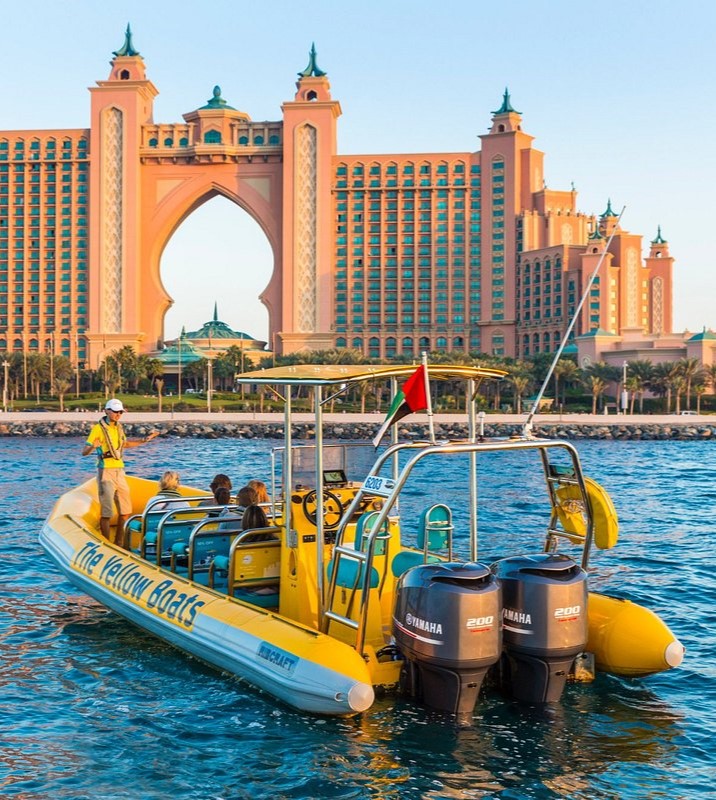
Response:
[0,410,709,426]
[1,410,714,441]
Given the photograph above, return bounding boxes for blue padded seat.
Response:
[170,540,189,574]
[234,587,279,608]
[391,551,441,577]
[212,555,229,573]
[327,557,379,589]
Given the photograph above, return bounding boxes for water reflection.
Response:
[0,437,711,799]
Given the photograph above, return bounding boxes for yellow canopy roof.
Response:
[234,363,506,386]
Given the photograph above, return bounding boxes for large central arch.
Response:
[140,166,283,349]
[85,46,341,366]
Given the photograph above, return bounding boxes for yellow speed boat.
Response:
[41,364,683,718]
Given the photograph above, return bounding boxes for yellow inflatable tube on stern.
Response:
[555,477,619,549]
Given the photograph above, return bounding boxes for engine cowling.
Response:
[393,562,501,718]
[491,553,588,703]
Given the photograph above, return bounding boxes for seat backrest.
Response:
[327,557,380,589]
[355,511,390,555]
[417,503,453,552]
[190,529,232,573]
[156,521,197,564]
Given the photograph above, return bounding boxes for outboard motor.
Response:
[490,553,588,703]
[393,562,501,718]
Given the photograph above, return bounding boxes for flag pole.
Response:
[421,351,435,444]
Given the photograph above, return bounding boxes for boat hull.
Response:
[586,592,684,677]
[40,514,374,717]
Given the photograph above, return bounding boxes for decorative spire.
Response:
[601,198,617,218]
[200,85,235,110]
[602,197,617,219]
[651,225,667,244]
[298,43,326,78]
[180,325,186,339]
[112,24,140,58]
[493,87,520,115]
[588,223,604,240]
[213,302,218,322]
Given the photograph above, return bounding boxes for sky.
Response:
[3,1,714,342]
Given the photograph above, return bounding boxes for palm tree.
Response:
[672,374,686,414]
[676,357,702,411]
[212,353,236,391]
[556,359,581,407]
[650,362,680,413]
[26,353,49,404]
[694,380,707,415]
[627,360,653,413]
[708,364,716,397]
[510,374,531,414]
[584,374,607,414]
[116,345,141,390]
[154,378,164,413]
[625,375,642,414]
[552,359,569,408]
[54,378,71,412]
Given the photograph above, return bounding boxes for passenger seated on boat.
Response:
[240,504,275,542]
[198,473,232,507]
[247,479,270,504]
[199,485,232,518]
[145,471,190,513]
[218,485,257,530]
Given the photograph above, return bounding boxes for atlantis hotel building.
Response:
[0,29,678,368]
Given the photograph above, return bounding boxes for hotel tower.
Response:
[0,29,675,368]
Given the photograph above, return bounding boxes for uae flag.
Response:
[372,365,429,447]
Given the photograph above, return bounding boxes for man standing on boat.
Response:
[82,399,159,549]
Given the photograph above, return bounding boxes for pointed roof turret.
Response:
[588,222,604,240]
[213,302,219,322]
[493,87,520,115]
[651,225,667,244]
[112,23,140,58]
[601,198,617,218]
[200,85,235,111]
[298,43,327,78]
[688,327,716,342]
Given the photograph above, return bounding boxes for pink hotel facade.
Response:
[1,30,703,370]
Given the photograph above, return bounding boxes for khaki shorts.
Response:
[97,468,132,518]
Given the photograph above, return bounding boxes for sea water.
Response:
[0,436,713,799]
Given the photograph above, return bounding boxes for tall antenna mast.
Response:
[523,205,626,436]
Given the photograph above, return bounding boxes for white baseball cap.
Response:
[105,398,125,412]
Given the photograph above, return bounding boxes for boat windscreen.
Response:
[285,443,377,490]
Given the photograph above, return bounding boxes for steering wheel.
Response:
[301,489,345,529]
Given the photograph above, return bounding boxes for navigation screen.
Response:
[323,469,347,486]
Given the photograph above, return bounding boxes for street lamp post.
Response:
[177,335,182,402]
[621,360,629,414]
[49,337,55,397]
[240,343,245,399]
[2,359,9,413]
[207,357,213,413]
[75,331,80,398]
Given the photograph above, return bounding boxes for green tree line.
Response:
[2,345,715,414]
